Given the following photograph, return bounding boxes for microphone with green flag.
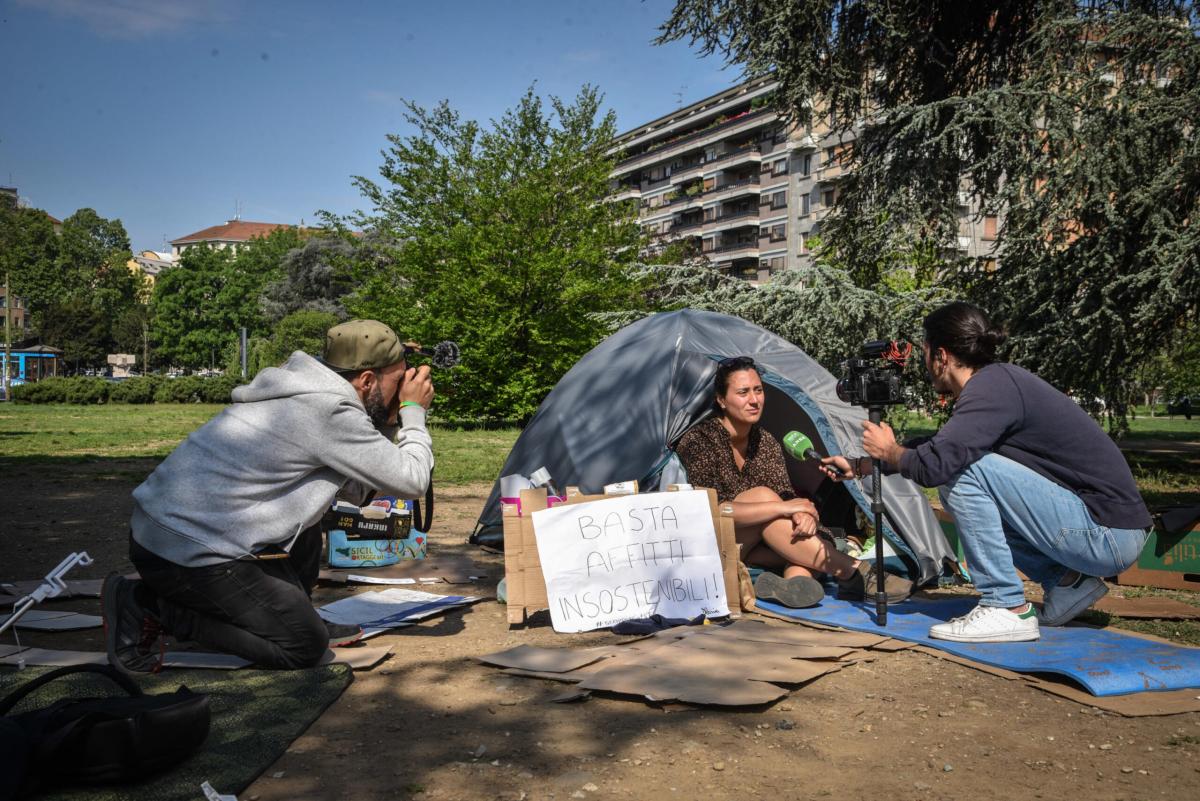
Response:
[781,431,848,478]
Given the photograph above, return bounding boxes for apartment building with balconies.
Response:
[609,78,998,283]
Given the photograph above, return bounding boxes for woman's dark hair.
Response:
[713,356,759,404]
[922,302,1007,369]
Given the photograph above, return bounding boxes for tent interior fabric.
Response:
[473,309,955,585]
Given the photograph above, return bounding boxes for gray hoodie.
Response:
[131,351,434,567]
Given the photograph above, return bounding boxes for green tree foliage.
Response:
[0,205,61,322]
[37,296,111,370]
[659,1,1200,428]
[234,309,341,376]
[631,259,946,410]
[345,86,644,420]
[152,245,255,369]
[260,235,356,322]
[151,230,304,370]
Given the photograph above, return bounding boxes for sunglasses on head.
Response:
[718,356,756,369]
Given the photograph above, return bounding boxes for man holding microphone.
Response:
[823,302,1150,642]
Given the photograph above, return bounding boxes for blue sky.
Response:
[1,0,735,252]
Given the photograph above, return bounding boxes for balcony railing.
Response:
[713,208,759,223]
[705,144,761,166]
[707,176,760,195]
[666,189,704,206]
[670,219,705,232]
[711,241,759,254]
[615,108,778,169]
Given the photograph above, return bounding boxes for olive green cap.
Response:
[321,319,406,371]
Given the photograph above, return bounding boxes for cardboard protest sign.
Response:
[532,489,730,632]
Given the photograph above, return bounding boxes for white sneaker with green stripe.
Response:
[928,603,1040,643]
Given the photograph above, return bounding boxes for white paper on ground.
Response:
[317,588,480,636]
[344,574,419,585]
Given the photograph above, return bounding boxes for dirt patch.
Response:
[2,467,1198,800]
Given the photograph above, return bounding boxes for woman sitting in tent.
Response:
[675,356,913,608]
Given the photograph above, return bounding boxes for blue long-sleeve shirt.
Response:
[898,363,1151,530]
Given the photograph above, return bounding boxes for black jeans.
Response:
[130,525,327,669]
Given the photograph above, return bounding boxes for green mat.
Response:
[0,663,353,800]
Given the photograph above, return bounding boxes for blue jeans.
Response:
[939,454,1149,608]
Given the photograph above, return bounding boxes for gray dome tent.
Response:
[473,309,954,585]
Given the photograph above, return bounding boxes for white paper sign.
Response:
[532,490,729,632]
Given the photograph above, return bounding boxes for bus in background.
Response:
[1,345,63,400]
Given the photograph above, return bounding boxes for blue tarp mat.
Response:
[756,592,1200,697]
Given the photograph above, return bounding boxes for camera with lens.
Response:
[836,340,910,408]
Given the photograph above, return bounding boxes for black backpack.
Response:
[0,664,211,799]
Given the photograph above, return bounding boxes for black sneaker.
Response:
[837,561,914,603]
[325,621,365,647]
[101,574,164,675]
[753,572,825,609]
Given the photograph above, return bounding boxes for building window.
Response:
[800,194,810,216]
[822,189,835,208]
[801,154,811,176]
[770,223,786,242]
[772,159,788,176]
[770,190,787,210]
[983,216,998,240]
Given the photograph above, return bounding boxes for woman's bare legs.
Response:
[733,486,859,579]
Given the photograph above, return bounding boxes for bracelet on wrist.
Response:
[399,401,424,410]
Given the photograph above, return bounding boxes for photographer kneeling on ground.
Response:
[675,356,912,609]
[822,302,1150,642]
[102,319,435,672]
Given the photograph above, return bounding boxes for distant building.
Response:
[1,186,62,233]
[127,250,176,288]
[169,219,294,259]
[609,77,997,283]
[1,285,28,341]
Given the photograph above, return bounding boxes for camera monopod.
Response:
[837,339,913,627]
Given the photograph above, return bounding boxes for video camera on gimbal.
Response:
[836,340,911,409]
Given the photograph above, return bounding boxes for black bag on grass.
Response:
[0,664,210,799]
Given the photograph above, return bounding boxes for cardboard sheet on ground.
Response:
[0,609,102,631]
[532,489,730,632]
[317,588,480,636]
[480,620,861,706]
[756,592,1200,697]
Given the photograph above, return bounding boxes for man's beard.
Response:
[365,384,390,427]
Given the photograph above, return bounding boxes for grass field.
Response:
[0,404,519,484]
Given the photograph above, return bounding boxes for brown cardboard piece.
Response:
[577,664,791,706]
[481,619,863,706]
[477,644,616,673]
[503,486,741,626]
